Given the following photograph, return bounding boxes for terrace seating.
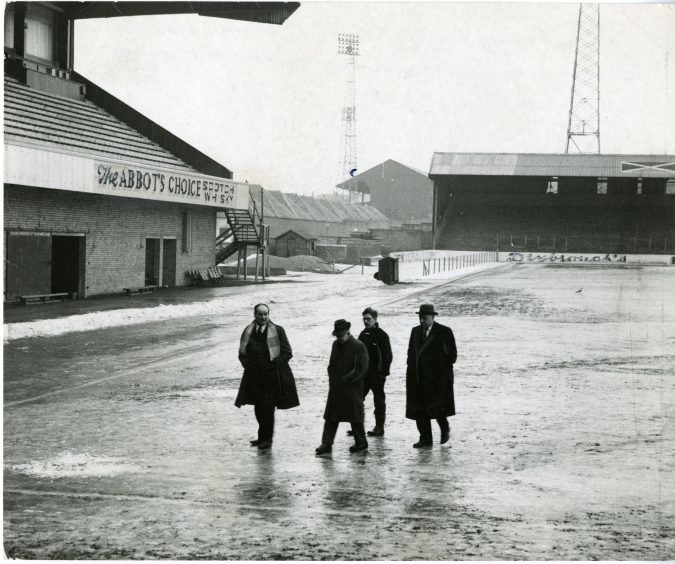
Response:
[435,205,674,254]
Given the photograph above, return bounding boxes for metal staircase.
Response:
[215,186,265,265]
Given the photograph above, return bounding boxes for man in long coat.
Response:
[315,319,369,455]
[406,303,457,448]
[235,303,299,450]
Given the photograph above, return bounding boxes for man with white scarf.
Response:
[235,303,299,449]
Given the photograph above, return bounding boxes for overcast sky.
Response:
[75,2,675,197]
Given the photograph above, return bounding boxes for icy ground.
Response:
[3,261,675,559]
[3,258,493,342]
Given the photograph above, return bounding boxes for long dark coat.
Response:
[323,335,369,422]
[234,323,299,410]
[405,321,457,420]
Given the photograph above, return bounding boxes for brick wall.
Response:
[4,185,216,296]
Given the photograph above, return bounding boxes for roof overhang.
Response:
[50,2,300,25]
[429,153,675,179]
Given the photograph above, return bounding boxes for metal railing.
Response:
[422,251,498,276]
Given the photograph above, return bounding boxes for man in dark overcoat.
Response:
[315,319,369,455]
[235,303,299,450]
[406,303,457,448]
[357,307,393,437]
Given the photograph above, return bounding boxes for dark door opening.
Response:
[51,236,83,295]
[162,239,177,287]
[145,238,161,286]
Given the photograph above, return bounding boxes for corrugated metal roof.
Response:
[4,76,194,171]
[429,152,675,178]
[253,190,390,224]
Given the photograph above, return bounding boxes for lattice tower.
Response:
[566,4,600,153]
[336,33,359,202]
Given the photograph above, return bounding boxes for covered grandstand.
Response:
[429,153,675,255]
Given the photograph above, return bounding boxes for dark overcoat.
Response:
[405,321,457,420]
[323,335,369,422]
[358,324,393,379]
[234,323,299,410]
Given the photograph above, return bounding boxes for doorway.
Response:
[162,239,177,286]
[51,236,83,296]
[145,238,161,286]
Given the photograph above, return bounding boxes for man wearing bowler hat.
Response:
[315,319,370,455]
[406,304,457,448]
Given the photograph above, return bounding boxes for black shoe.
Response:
[349,443,368,453]
[413,439,432,448]
[346,430,354,436]
[440,430,450,444]
[315,444,332,455]
[257,440,273,450]
[250,439,261,446]
[367,426,384,436]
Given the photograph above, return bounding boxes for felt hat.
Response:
[416,304,437,316]
[332,319,351,335]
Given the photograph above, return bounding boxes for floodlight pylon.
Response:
[565,4,601,153]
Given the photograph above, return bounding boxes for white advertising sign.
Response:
[4,144,250,210]
[94,162,248,208]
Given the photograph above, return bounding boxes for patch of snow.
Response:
[7,452,141,478]
[3,263,502,342]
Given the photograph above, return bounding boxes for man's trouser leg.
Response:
[436,417,449,434]
[254,404,275,442]
[321,420,340,446]
[416,418,432,442]
[350,421,368,447]
[372,377,386,428]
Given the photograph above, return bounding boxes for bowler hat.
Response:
[416,304,437,316]
[332,319,351,335]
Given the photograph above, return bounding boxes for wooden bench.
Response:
[19,292,69,305]
[122,285,158,295]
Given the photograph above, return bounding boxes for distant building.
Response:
[3,2,298,299]
[275,229,316,257]
[216,189,390,247]
[336,159,433,224]
[429,152,675,254]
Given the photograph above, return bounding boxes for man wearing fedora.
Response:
[406,304,457,448]
[315,319,370,455]
[235,303,299,450]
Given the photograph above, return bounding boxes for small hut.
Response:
[274,229,317,257]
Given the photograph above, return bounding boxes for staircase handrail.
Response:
[248,185,264,244]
